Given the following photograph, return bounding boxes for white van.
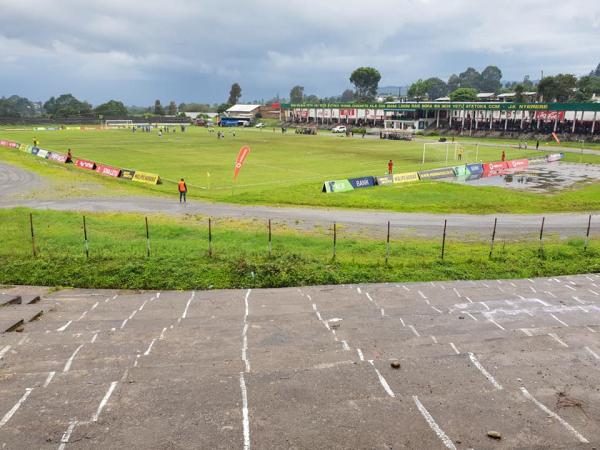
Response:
[332,125,347,133]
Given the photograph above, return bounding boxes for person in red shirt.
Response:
[178,178,188,203]
[388,159,394,174]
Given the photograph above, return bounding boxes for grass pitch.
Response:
[1,126,600,213]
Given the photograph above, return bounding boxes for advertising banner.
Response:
[466,163,484,175]
[375,175,394,186]
[483,161,508,176]
[348,176,375,189]
[547,153,564,162]
[506,159,529,170]
[30,147,39,155]
[48,152,68,163]
[392,171,419,183]
[75,159,96,170]
[132,171,161,185]
[418,167,456,180]
[535,111,565,121]
[19,143,29,151]
[120,169,136,179]
[0,140,8,147]
[96,164,121,177]
[453,165,468,177]
[322,179,354,193]
[36,149,49,159]
[286,102,600,112]
[528,156,547,164]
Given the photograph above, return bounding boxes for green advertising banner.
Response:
[322,179,354,193]
[283,102,600,112]
[453,165,468,177]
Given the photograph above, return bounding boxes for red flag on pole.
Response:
[233,146,251,180]
[551,132,560,144]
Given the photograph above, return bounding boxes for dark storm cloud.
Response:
[1,0,599,105]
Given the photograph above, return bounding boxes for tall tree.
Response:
[537,74,577,102]
[0,95,38,117]
[408,79,429,100]
[590,62,600,77]
[449,88,478,101]
[167,101,177,115]
[349,67,381,101]
[576,75,600,100]
[289,85,304,103]
[228,83,242,105]
[480,66,503,92]
[424,77,448,100]
[154,99,165,115]
[43,94,92,117]
[94,100,128,117]
[457,67,482,90]
[340,89,355,102]
[447,74,460,92]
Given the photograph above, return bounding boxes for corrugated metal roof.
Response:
[226,104,260,113]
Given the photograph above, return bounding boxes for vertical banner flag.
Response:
[233,146,251,180]
[551,132,561,144]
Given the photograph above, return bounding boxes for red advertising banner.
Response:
[0,140,9,147]
[96,164,121,177]
[506,159,529,170]
[1,141,20,148]
[233,146,251,180]
[48,152,68,163]
[340,109,356,117]
[75,159,96,170]
[535,111,565,121]
[482,161,509,176]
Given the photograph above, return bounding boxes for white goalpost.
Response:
[422,142,459,164]
[104,119,133,129]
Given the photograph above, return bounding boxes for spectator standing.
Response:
[178,178,188,203]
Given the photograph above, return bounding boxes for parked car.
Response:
[331,125,347,133]
[255,122,265,128]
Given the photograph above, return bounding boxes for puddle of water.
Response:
[448,162,600,192]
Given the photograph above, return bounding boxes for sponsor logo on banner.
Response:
[36,149,49,158]
[535,111,565,121]
[348,176,375,189]
[0,140,8,147]
[75,159,96,170]
[322,179,354,193]
[506,159,529,170]
[418,167,456,180]
[547,153,564,162]
[466,163,483,175]
[453,165,468,177]
[120,169,136,179]
[48,152,68,163]
[30,147,39,155]
[19,143,30,152]
[132,171,161,185]
[392,172,419,183]
[96,164,121,177]
[376,175,394,186]
[482,161,509,176]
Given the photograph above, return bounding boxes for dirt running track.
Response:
[1,274,599,449]
[0,162,597,239]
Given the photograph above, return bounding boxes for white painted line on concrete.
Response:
[17,335,28,346]
[128,310,137,320]
[430,335,438,344]
[534,298,551,307]
[431,306,442,314]
[510,282,517,287]
[565,285,576,291]
[530,286,537,293]
[527,278,535,283]
[465,296,473,303]
[341,340,350,351]
[399,317,405,327]
[91,301,99,310]
[453,288,461,298]
[356,348,364,361]
[577,306,588,313]
[0,388,33,428]
[92,381,118,422]
[482,282,490,288]
[418,290,427,299]
[550,314,569,327]
[316,311,322,321]
[368,360,395,397]
[138,299,148,311]
[548,333,569,348]
[585,346,600,360]
[515,294,526,300]
[572,296,585,305]
[181,291,196,320]
[424,298,430,305]
[57,321,73,332]
[77,311,87,321]
[589,289,599,296]
[497,286,505,293]
[312,303,317,311]
[159,327,167,340]
[402,285,410,291]
[521,328,533,336]
[488,318,506,331]
[43,371,56,388]
[413,395,456,450]
[380,308,385,317]
[465,312,478,321]
[357,287,362,294]
[63,345,84,372]
[144,339,156,356]
[545,291,557,298]
[58,420,78,450]
[520,387,588,443]
[468,352,503,390]
[586,326,597,333]
[366,293,375,303]
[90,333,98,344]
[240,372,251,450]
[553,278,562,283]
[120,319,128,329]
[408,325,421,337]
[480,302,490,311]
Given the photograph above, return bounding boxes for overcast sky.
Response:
[1,0,599,105]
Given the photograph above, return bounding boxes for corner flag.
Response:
[233,146,251,180]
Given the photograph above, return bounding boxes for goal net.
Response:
[104,120,133,129]
[421,142,459,165]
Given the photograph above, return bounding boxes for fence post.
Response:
[208,217,212,258]
[584,214,592,252]
[83,215,89,259]
[268,219,272,257]
[333,222,337,260]
[385,221,390,265]
[29,213,36,257]
[538,216,545,255]
[441,219,447,260]
[145,216,150,257]
[488,217,497,259]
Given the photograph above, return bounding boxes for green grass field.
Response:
[0,208,597,289]
[1,126,600,213]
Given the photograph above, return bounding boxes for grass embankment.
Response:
[1,127,600,213]
[1,209,597,290]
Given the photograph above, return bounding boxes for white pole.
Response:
[572,111,577,133]
[445,143,449,163]
[592,111,597,134]
[422,143,426,164]
[476,143,479,162]
[490,110,493,130]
